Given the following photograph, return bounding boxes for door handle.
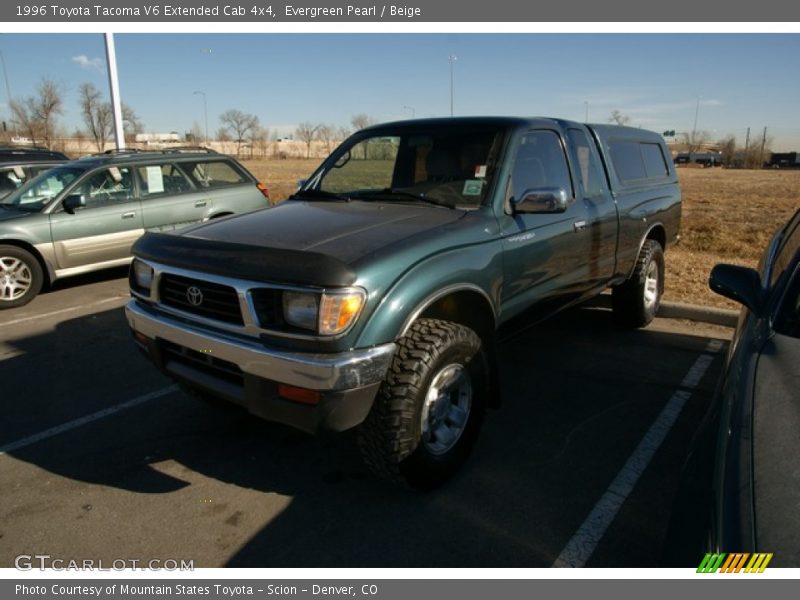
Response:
[194,200,207,207]
[573,220,587,232]
[122,212,136,219]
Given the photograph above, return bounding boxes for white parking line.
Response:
[552,339,725,568]
[0,385,179,456]
[0,296,130,328]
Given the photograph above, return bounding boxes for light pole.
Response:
[691,96,701,149]
[0,49,15,136]
[403,105,416,118]
[193,90,208,146]
[448,54,457,117]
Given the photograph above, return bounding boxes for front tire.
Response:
[612,239,664,328]
[357,318,488,489]
[0,245,43,309]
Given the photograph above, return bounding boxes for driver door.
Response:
[49,166,144,270]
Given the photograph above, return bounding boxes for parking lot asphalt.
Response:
[0,270,731,568]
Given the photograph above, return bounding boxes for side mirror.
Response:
[63,194,86,214]
[709,264,764,315]
[513,187,569,214]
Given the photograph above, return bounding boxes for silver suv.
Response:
[0,147,271,308]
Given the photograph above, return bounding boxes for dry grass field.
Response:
[239,157,800,310]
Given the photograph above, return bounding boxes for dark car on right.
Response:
[665,209,800,567]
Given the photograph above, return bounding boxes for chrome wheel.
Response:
[421,363,472,455]
[643,258,659,311]
[0,256,33,302]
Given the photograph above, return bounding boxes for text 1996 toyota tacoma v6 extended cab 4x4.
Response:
[126,117,681,488]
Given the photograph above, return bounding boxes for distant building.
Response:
[134,132,181,144]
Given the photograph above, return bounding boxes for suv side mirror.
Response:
[709,264,764,315]
[513,187,569,214]
[63,194,86,214]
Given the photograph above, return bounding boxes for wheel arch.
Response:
[0,239,53,285]
[398,285,501,408]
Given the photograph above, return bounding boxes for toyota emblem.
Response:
[186,286,204,307]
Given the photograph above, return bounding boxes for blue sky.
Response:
[1,33,799,150]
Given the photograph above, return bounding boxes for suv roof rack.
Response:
[94,146,218,157]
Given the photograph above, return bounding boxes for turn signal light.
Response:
[278,384,321,406]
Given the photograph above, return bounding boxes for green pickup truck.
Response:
[126,117,681,488]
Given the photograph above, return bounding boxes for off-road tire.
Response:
[612,239,664,328]
[357,318,488,489]
[0,245,44,309]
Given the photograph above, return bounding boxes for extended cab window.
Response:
[186,160,247,188]
[510,130,573,202]
[610,140,670,183]
[137,163,193,197]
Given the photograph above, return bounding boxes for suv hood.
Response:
[183,200,465,263]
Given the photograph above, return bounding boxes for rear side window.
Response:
[609,140,670,184]
[185,160,248,188]
[137,163,193,197]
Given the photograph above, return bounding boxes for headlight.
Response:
[131,259,154,293]
[283,291,319,331]
[282,289,365,336]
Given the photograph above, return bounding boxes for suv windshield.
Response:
[0,166,84,211]
[301,124,505,209]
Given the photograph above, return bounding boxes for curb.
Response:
[584,295,740,328]
[657,301,739,328]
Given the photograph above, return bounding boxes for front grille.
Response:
[159,274,243,326]
[160,340,244,387]
[250,288,283,329]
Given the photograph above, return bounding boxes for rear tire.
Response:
[0,245,43,309]
[357,318,488,489]
[612,239,664,328]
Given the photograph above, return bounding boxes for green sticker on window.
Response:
[462,179,483,196]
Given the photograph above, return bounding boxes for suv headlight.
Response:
[282,289,366,336]
[131,259,154,294]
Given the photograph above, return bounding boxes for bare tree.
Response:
[608,110,631,126]
[78,83,112,152]
[295,122,321,158]
[317,124,337,153]
[251,126,270,158]
[220,109,260,157]
[350,114,376,159]
[717,135,737,167]
[122,104,144,143]
[10,78,65,148]
[680,130,711,154]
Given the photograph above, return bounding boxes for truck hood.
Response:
[183,200,466,263]
[134,200,467,288]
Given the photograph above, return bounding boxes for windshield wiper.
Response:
[290,189,350,202]
[355,189,454,209]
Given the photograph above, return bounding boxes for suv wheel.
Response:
[612,239,664,328]
[357,318,488,489]
[0,245,43,308]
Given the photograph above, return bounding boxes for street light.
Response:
[448,54,457,117]
[403,105,416,118]
[193,90,208,146]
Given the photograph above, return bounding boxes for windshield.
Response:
[0,166,84,211]
[301,124,505,209]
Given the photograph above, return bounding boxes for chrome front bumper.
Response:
[125,300,396,392]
